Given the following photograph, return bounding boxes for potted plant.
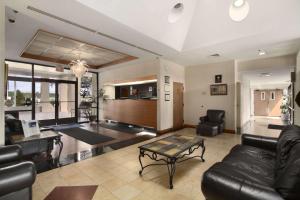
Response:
[280,95,290,122]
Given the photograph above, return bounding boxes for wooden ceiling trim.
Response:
[20,29,138,69]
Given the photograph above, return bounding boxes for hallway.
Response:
[242,116,283,137]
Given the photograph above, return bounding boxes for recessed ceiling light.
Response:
[229,0,249,22]
[233,0,245,8]
[168,3,184,23]
[258,49,266,56]
[260,73,272,77]
[210,53,220,57]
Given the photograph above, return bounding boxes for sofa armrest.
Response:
[201,163,284,200]
[0,161,36,197]
[241,134,277,152]
[199,116,208,123]
[0,145,22,165]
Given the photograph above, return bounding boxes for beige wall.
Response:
[158,58,185,130]
[295,52,300,125]
[184,60,236,130]
[0,2,5,145]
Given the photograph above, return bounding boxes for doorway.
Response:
[173,82,184,130]
[34,79,78,126]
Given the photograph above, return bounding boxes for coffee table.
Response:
[138,134,205,189]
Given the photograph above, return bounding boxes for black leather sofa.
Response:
[0,145,36,200]
[201,125,300,200]
[197,110,225,136]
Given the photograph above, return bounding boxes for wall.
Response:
[158,58,185,130]
[295,52,300,125]
[0,2,5,145]
[239,75,251,128]
[184,60,236,131]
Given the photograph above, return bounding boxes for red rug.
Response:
[44,185,98,200]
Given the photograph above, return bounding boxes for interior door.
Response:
[173,82,184,130]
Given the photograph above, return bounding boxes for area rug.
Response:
[99,122,143,134]
[44,185,98,200]
[59,127,114,145]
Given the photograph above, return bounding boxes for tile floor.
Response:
[33,121,281,200]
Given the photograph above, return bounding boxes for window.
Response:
[261,92,265,100]
[270,91,276,100]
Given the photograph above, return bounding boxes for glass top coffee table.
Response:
[138,134,205,189]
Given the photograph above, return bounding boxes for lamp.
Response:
[229,0,249,22]
[69,59,88,78]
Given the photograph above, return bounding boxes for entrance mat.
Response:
[99,122,143,134]
[45,185,98,200]
[60,128,114,145]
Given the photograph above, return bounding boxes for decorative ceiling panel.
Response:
[21,30,137,68]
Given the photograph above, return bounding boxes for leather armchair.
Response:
[0,145,36,200]
[197,110,225,136]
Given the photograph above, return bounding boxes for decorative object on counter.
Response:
[165,94,170,101]
[210,84,227,95]
[215,74,222,83]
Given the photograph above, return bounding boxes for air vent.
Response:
[27,6,162,57]
[210,53,220,57]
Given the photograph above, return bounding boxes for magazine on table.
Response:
[21,120,40,137]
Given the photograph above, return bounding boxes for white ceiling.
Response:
[3,0,300,68]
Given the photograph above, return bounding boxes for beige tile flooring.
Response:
[33,121,280,200]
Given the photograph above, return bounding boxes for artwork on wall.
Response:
[165,93,170,101]
[164,76,170,84]
[215,74,222,83]
[210,84,228,95]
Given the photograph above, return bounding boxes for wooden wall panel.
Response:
[103,99,157,128]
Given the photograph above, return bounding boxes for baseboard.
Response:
[183,124,197,128]
[224,129,236,134]
[157,128,173,134]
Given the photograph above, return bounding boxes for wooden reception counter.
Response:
[103,99,157,129]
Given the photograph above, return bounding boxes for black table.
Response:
[138,134,205,189]
[10,131,63,167]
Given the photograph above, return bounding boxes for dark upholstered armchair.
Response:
[0,145,36,200]
[197,110,225,136]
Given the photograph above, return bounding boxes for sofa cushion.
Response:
[222,145,276,186]
[274,142,300,199]
[275,125,300,178]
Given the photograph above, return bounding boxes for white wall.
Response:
[295,52,300,125]
[158,58,185,130]
[239,76,251,127]
[0,3,5,145]
[184,60,236,130]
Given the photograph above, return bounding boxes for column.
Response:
[0,2,5,145]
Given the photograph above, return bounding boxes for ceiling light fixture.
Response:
[229,0,249,22]
[258,49,266,56]
[168,3,184,23]
[69,59,88,78]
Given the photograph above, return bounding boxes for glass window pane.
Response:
[35,82,56,120]
[6,61,32,78]
[5,80,32,120]
[58,83,76,119]
[34,65,76,81]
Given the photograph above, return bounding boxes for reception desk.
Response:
[103,99,157,129]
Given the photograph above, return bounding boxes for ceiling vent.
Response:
[26,6,162,56]
[168,3,184,23]
[210,53,220,57]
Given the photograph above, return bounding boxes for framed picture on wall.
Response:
[210,84,228,95]
[215,74,222,83]
[165,93,170,101]
[164,76,170,84]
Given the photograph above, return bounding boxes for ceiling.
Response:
[3,0,300,68]
[21,30,135,68]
